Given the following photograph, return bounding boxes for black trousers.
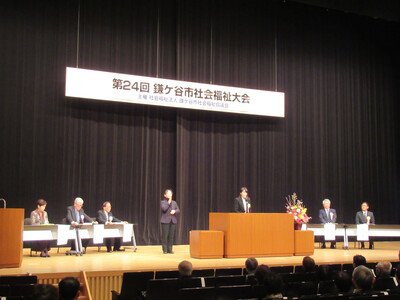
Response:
[105,237,122,251]
[361,238,374,248]
[161,222,176,253]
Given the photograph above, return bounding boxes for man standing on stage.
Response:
[160,189,180,254]
[318,199,337,248]
[234,187,251,213]
[356,202,375,249]
[96,201,127,252]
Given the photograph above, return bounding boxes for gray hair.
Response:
[376,261,392,277]
[74,197,84,204]
[322,199,331,205]
[352,265,374,291]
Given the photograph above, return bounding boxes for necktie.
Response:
[75,210,80,222]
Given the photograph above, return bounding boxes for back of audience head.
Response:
[263,271,283,297]
[375,261,392,278]
[245,257,258,275]
[317,264,332,281]
[178,260,193,278]
[59,277,80,300]
[353,255,367,268]
[334,271,353,293]
[352,265,375,292]
[33,284,58,300]
[254,264,270,284]
[302,256,316,272]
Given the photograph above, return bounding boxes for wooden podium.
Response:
[0,208,24,268]
[190,230,224,258]
[209,213,294,258]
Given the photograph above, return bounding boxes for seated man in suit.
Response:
[66,197,94,252]
[234,187,251,213]
[318,199,337,248]
[96,201,126,252]
[355,202,375,249]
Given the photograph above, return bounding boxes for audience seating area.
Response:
[111,262,400,300]
[0,272,91,300]
[0,275,37,300]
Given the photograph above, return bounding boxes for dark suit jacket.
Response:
[96,209,121,224]
[234,196,251,213]
[66,206,93,224]
[318,208,337,223]
[160,199,180,224]
[356,211,375,224]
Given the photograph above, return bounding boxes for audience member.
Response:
[33,284,58,300]
[245,257,258,275]
[353,254,367,268]
[178,260,193,278]
[263,271,283,299]
[374,261,395,291]
[390,267,400,294]
[334,271,353,294]
[317,264,332,281]
[352,265,377,295]
[375,261,392,278]
[302,256,316,272]
[254,264,270,285]
[59,277,80,300]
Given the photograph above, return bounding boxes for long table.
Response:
[303,224,400,249]
[23,223,137,252]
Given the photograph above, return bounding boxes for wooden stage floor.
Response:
[1,242,400,276]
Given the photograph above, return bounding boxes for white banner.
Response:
[65,67,285,117]
[324,223,336,241]
[357,224,370,241]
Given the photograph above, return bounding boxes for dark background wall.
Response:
[1,0,399,245]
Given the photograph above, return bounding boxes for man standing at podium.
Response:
[356,202,375,249]
[318,199,337,248]
[234,187,251,213]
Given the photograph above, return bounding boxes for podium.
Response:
[190,230,224,258]
[0,208,24,268]
[209,213,294,258]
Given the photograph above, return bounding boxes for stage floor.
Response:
[1,242,400,276]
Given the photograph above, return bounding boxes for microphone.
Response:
[108,216,113,223]
[0,198,6,208]
[80,214,84,223]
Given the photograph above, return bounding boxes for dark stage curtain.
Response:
[0,0,399,245]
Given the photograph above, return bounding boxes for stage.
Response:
[2,241,400,275]
[1,242,399,300]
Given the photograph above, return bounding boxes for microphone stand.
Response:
[0,198,6,208]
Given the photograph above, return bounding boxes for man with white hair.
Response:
[66,197,94,253]
[318,199,337,248]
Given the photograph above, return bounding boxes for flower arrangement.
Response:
[285,193,311,224]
